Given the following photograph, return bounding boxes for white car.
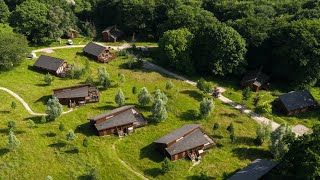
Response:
[67,39,73,45]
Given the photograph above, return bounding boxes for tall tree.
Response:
[151,97,167,122]
[0,0,10,23]
[138,87,151,106]
[45,97,63,121]
[115,89,125,106]
[154,89,168,105]
[270,124,294,160]
[7,130,20,151]
[199,98,214,118]
[98,67,110,88]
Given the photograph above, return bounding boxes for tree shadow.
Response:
[35,95,52,105]
[25,116,44,124]
[234,120,243,124]
[92,105,116,111]
[235,136,255,146]
[144,168,163,178]
[179,110,198,121]
[232,147,272,161]
[187,175,216,180]
[42,132,57,137]
[216,143,224,148]
[140,143,164,163]
[211,134,224,139]
[0,110,10,114]
[15,130,26,135]
[220,113,238,118]
[0,148,10,156]
[77,175,91,180]
[65,148,79,154]
[180,90,203,101]
[48,141,67,150]
[0,128,8,134]
[75,122,97,137]
[35,83,48,87]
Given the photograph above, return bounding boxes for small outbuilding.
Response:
[33,55,69,77]
[88,105,147,137]
[275,90,319,115]
[240,69,269,92]
[228,159,279,180]
[53,84,99,107]
[154,124,214,161]
[102,25,124,42]
[83,42,113,63]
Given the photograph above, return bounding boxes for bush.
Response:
[254,137,263,146]
[132,86,137,94]
[59,123,65,131]
[44,73,53,86]
[138,87,151,106]
[11,101,16,110]
[7,120,16,130]
[227,123,234,133]
[197,78,213,94]
[213,123,219,130]
[45,98,63,121]
[165,80,174,90]
[199,98,214,118]
[162,157,174,173]
[27,120,35,128]
[69,64,84,79]
[117,49,128,57]
[66,129,77,141]
[85,76,94,85]
[7,130,20,151]
[115,89,125,106]
[125,58,143,69]
[83,137,89,147]
[40,116,47,124]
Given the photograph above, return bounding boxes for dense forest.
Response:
[1,0,320,88]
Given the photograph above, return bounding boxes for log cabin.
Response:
[102,25,124,42]
[154,124,214,161]
[52,84,99,107]
[33,55,69,77]
[240,69,269,92]
[274,90,319,115]
[83,42,113,63]
[88,105,147,137]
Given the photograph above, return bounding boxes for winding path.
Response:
[0,87,73,116]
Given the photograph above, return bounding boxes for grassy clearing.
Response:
[0,48,268,179]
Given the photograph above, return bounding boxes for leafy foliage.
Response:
[197,78,213,94]
[199,98,214,118]
[45,97,63,121]
[242,87,252,101]
[165,80,174,90]
[115,89,125,106]
[255,121,272,146]
[161,157,174,173]
[98,67,110,88]
[7,130,20,151]
[66,129,77,141]
[0,0,10,23]
[138,87,151,106]
[44,73,53,85]
[151,97,167,122]
[270,124,294,160]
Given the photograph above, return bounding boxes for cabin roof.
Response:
[53,86,89,99]
[154,124,201,144]
[279,90,318,111]
[102,25,117,32]
[33,55,65,72]
[94,109,138,131]
[241,70,269,86]
[228,159,279,180]
[166,129,209,156]
[83,42,106,57]
[88,105,135,121]
[52,84,90,91]
[102,25,124,39]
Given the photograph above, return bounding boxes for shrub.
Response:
[165,80,174,90]
[66,129,77,141]
[98,67,110,88]
[119,73,125,83]
[199,98,214,118]
[11,101,16,110]
[132,86,137,94]
[213,123,219,130]
[40,116,47,124]
[138,87,151,106]
[117,49,128,56]
[7,120,16,131]
[27,120,35,128]
[59,123,65,131]
[83,137,89,147]
[45,98,63,121]
[197,78,213,94]
[44,73,53,85]
[69,64,84,79]
[115,89,125,106]
[270,124,294,160]
[161,157,174,173]
[7,130,20,151]
[152,97,168,122]
[154,89,168,105]
[242,87,252,101]
[255,121,272,146]
[85,76,94,85]
[227,123,234,133]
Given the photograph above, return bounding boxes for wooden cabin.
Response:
[102,25,124,42]
[275,90,318,115]
[240,69,269,92]
[52,84,99,107]
[33,55,68,77]
[228,159,279,180]
[88,105,147,137]
[66,28,78,39]
[154,124,214,161]
[83,42,113,63]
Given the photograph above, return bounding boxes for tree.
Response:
[98,67,110,88]
[7,130,20,151]
[138,87,151,106]
[119,73,125,83]
[199,98,214,118]
[45,97,63,121]
[7,120,16,131]
[161,157,174,173]
[253,94,261,107]
[270,124,294,160]
[158,28,195,74]
[11,101,16,111]
[69,64,84,79]
[0,0,10,23]
[132,86,137,94]
[242,87,252,101]
[152,97,168,122]
[165,80,174,90]
[66,129,77,141]
[0,30,28,70]
[115,89,125,106]
[45,176,53,180]
[254,121,272,146]
[197,78,213,94]
[154,89,168,105]
[278,125,320,179]
[40,116,46,124]
[27,120,35,128]
[59,123,65,131]
[227,123,234,133]
[83,137,89,147]
[85,76,94,85]
[44,73,53,85]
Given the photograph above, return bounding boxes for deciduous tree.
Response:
[151,97,167,122]
[199,98,214,118]
[45,97,63,121]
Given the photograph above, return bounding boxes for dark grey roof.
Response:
[94,109,137,131]
[53,86,89,99]
[102,25,116,32]
[279,90,318,111]
[228,159,279,180]
[241,70,269,86]
[166,129,209,155]
[154,124,201,144]
[88,105,135,121]
[83,42,106,57]
[34,55,65,72]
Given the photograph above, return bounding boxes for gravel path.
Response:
[142,61,310,135]
[0,87,73,116]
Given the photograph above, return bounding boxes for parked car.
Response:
[67,39,73,45]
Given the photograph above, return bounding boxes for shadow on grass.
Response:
[75,122,96,136]
[187,175,216,180]
[0,128,8,134]
[140,143,164,163]
[0,110,10,114]
[220,113,238,118]
[25,116,44,124]
[42,132,57,137]
[211,134,223,139]
[92,105,117,111]
[216,143,224,148]
[179,110,198,121]
[180,90,203,101]
[35,83,48,87]
[15,130,26,135]
[35,95,52,105]
[0,148,10,156]
[144,168,163,178]
[49,142,67,150]
[65,148,79,154]
[235,136,255,146]
[232,147,271,161]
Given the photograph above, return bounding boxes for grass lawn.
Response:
[0,48,269,179]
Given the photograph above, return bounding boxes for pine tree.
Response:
[138,87,151,106]
[7,120,16,131]
[132,86,137,94]
[7,130,20,151]
[119,73,125,83]
[98,67,110,88]
[242,87,252,101]
[46,98,63,121]
[66,129,77,141]
[115,89,125,106]
[154,89,168,105]
[152,97,168,122]
[199,98,214,118]
[85,76,94,85]
[11,101,16,111]
[270,124,293,160]
[161,157,174,173]
[254,121,272,146]
[59,122,65,131]
[44,73,53,86]
[165,80,174,90]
